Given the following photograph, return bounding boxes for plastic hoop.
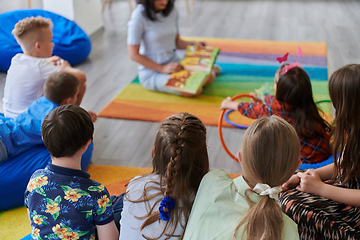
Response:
[315,100,331,104]
[218,94,255,161]
[225,99,331,129]
[224,110,249,129]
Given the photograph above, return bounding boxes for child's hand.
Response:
[296,169,325,195]
[249,92,262,103]
[281,174,300,191]
[58,59,71,70]
[88,111,97,123]
[220,97,239,111]
[46,56,61,65]
[162,62,183,74]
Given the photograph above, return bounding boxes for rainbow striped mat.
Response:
[99,37,331,127]
[0,165,239,240]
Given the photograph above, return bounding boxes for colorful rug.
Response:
[99,37,331,127]
[0,164,240,239]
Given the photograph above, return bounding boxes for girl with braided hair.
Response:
[119,112,209,240]
[183,116,301,240]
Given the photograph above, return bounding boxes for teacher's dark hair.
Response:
[137,0,175,21]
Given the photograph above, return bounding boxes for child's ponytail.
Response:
[234,190,283,240]
[236,116,300,240]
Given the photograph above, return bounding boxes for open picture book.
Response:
[164,45,220,94]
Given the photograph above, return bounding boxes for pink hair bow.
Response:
[280,62,303,75]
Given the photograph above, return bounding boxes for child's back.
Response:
[3,16,86,118]
[26,164,113,238]
[25,105,118,240]
[119,112,209,240]
[0,72,79,162]
[182,169,298,240]
[3,53,60,117]
[221,66,331,164]
[183,116,301,240]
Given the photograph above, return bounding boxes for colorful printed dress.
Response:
[238,95,331,164]
[280,174,360,240]
[24,163,114,240]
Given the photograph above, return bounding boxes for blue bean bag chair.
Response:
[0,142,93,211]
[0,9,91,72]
[298,155,334,170]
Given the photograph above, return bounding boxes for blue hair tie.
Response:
[159,197,175,221]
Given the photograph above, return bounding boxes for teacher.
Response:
[127,0,219,96]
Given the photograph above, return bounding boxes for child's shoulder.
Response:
[127,174,160,189]
[204,169,232,182]
[200,169,234,191]
[11,53,44,65]
[9,54,55,74]
[29,168,47,180]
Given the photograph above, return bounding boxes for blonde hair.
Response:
[235,116,300,240]
[12,16,52,51]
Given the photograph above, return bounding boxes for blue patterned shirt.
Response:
[25,163,114,240]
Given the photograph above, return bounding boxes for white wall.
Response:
[0,0,103,36]
[43,0,103,36]
[0,0,43,14]
[42,0,75,20]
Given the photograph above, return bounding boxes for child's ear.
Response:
[60,97,72,105]
[34,41,41,52]
[84,139,92,148]
[237,151,242,165]
[79,139,92,154]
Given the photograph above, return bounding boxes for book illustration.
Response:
[165,70,209,94]
[165,45,220,94]
[180,45,220,72]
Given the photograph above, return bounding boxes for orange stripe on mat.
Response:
[182,37,327,56]
[98,100,256,127]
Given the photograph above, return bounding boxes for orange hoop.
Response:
[218,94,255,162]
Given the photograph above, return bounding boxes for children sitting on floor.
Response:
[183,116,301,240]
[220,64,331,165]
[280,64,360,240]
[0,71,96,163]
[24,104,118,240]
[3,16,86,118]
[119,112,209,239]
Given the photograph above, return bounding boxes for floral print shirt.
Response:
[25,163,114,240]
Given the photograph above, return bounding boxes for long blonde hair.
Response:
[235,116,300,240]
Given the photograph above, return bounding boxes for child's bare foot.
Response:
[88,111,97,122]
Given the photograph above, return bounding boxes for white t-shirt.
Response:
[3,54,60,118]
[120,174,185,240]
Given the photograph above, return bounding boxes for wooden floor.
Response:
[0,0,359,174]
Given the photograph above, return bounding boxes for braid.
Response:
[165,124,186,197]
[137,112,209,240]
